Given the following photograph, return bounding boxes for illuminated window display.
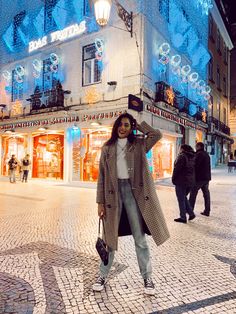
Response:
[72,128,111,181]
[196,129,204,143]
[151,136,175,179]
[1,134,27,176]
[33,132,64,179]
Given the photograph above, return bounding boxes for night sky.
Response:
[221,0,236,24]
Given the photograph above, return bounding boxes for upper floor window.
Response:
[223,76,227,96]
[223,43,228,64]
[216,65,221,90]
[43,57,59,91]
[12,69,24,102]
[13,10,26,47]
[44,0,58,33]
[209,14,214,38]
[223,107,227,124]
[159,0,169,23]
[82,43,101,86]
[217,29,221,53]
[208,57,213,81]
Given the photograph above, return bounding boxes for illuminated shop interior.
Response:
[1,131,28,177]
[32,130,64,179]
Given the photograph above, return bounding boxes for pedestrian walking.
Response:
[93,112,169,295]
[8,154,18,183]
[189,142,211,217]
[21,154,31,183]
[172,144,196,223]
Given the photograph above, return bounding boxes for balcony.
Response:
[155,81,206,122]
[208,116,230,135]
[26,81,71,114]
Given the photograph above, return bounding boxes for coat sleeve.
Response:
[96,147,106,204]
[137,121,162,153]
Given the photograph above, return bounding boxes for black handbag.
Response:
[95,218,109,266]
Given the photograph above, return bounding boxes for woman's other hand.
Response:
[98,204,106,218]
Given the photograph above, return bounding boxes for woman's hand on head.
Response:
[98,204,106,218]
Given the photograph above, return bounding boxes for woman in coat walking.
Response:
[93,112,169,295]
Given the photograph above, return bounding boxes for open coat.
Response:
[96,121,170,251]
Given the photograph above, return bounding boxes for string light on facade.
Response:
[196,0,213,15]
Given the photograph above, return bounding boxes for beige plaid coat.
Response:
[96,121,170,250]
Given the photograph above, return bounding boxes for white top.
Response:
[116,138,129,179]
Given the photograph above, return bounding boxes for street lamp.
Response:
[93,0,133,37]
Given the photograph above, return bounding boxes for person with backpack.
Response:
[172,144,196,223]
[8,154,18,183]
[21,154,31,183]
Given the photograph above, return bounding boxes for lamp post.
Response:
[93,0,133,37]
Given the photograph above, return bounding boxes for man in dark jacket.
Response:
[189,142,211,216]
[172,144,196,223]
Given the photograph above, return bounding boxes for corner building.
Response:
[0,0,214,182]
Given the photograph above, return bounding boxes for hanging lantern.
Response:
[93,0,112,26]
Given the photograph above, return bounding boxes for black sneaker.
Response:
[92,276,105,292]
[144,278,155,295]
[189,214,196,221]
[174,218,187,223]
[201,211,210,217]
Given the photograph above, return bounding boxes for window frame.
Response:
[12,69,24,102]
[82,43,102,87]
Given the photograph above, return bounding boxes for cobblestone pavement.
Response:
[0,167,235,314]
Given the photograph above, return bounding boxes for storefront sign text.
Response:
[0,109,126,131]
[146,104,206,131]
[29,21,86,53]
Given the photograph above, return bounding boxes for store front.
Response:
[72,127,111,182]
[1,133,28,177]
[32,131,64,179]
[151,135,175,179]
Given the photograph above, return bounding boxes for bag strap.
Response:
[98,218,107,242]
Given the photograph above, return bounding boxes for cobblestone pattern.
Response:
[0,170,235,314]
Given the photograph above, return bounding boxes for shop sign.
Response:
[28,21,86,53]
[82,110,125,122]
[0,116,80,130]
[128,94,143,112]
[146,104,198,130]
[0,109,126,131]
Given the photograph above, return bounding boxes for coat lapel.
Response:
[106,144,118,190]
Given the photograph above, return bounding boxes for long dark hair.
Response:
[105,112,136,146]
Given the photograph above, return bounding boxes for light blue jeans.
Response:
[9,169,16,182]
[100,179,152,280]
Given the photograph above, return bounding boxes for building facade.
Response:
[207,0,234,167]
[0,0,213,182]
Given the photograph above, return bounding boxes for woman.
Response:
[172,144,196,223]
[93,112,169,295]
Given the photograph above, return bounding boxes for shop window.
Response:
[82,43,101,86]
[151,137,174,180]
[43,58,58,91]
[44,0,58,33]
[1,135,27,177]
[13,10,26,47]
[12,69,24,102]
[33,133,64,179]
[72,129,110,181]
[159,0,169,23]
